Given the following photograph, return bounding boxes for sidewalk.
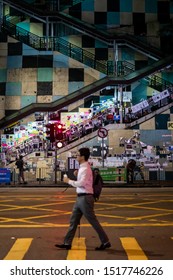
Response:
[0,180,173,188]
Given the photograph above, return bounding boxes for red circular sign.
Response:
[98,127,108,138]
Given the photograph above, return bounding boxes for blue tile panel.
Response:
[6,82,22,95]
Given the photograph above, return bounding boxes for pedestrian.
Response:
[126,159,136,183]
[134,162,145,184]
[55,147,111,250]
[15,155,27,184]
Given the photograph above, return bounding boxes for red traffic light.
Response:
[57,124,63,130]
[55,123,65,141]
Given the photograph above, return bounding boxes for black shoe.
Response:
[55,243,71,250]
[95,242,111,250]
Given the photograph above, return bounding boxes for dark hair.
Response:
[79,147,90,161]
[94,168,99,172]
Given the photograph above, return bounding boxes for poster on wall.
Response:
[61,112,80,128]
[61,109,91,128]
[79,108,92,119]
[118,91,132,102]
[1,135,16,151]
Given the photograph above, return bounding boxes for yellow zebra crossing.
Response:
[2,237,172,260]
[4,238,33,260]
[67,237,86,260]
[120,237,148,260]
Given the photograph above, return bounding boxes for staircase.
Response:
[2,15,114,75]
[1,1,173,129]
[1,54,173,130]
[3,16,165,77]
[3,0,163,60]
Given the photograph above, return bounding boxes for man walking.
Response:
[55,147,111,250]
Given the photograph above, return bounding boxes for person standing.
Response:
[15,155,27,184]
[126,159,136,184]
[55,147,111,250]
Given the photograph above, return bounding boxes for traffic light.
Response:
[55,123,64,140]
[55,123,66,148]
[45,123,55,143]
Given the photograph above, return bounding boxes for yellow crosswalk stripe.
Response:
[67,237,86,260]
[4,238,33,260]
[3,236,172,260]
[120,237,148,260]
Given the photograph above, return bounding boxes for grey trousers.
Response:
[64,195,109,245]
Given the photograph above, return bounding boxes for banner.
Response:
[99,167,126,182]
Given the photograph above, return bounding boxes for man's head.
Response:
[76,147,90,163]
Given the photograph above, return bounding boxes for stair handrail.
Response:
[3,0,163,60]
[2,16,113,75]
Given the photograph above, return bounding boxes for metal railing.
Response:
[1,167,172,186]
[3,0,86,12]
[148,74,173,91]
[142,74,173,92]
[2,16,114,75]
[3,0,164,60]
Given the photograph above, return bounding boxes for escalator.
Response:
[57,100,173,156]
[5,87,173,159]
[36,99,173,157]
[125,101,173,129]
[55,123,124,156]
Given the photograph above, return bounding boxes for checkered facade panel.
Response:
[0,36,173,130]
[1,0,173,127]
[68,0,173,30]
[0,37,102,115]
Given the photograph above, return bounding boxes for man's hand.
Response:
[63,175,70,184]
